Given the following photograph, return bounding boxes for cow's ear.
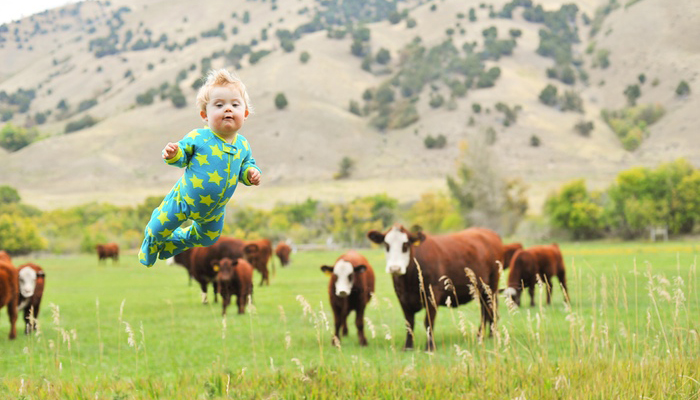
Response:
[244,243,260,254]
[354,265,367,274]
[210,259,220,272]
[409,231,426,246]
[231,258,239,268]
[367,230,385,244]
[320,266,333,276]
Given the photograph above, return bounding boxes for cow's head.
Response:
[367,224,425,276]
[18,266,38,298]
[321,259,367,298]
[212,257,238,281]
[503,250,534,307]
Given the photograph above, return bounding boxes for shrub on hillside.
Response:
[601,104,665,151]
[676,80,690,97]
[65,115,97,133]
[424,134,447,149]
[334,157,354,180]
[574,120,594,136]
[300,51,310,63]
[0,123,39,151]
[275,93,288,110]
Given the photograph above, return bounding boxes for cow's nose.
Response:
[387,265,402,274]
[337,290,349,298]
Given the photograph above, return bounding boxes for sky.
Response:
[0,0,78,25]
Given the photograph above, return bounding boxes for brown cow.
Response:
[368,225,504,351]
[96,243,119,263]
[171,236,246,304]
[213,257,254,315]
[320,251,375,346]
[503,242,523,270]
[17,263,45,334]
[503,244,569,307]
[275,242,292,267]
[244,238,272,286]
[0,260,19,339]
[0,251,11,263]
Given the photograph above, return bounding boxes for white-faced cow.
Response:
[17,263,45,334]
[503,244,569,307]
[320,251,375,346]
[367,225,504,351]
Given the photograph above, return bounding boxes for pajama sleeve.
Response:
[239,138,261,186]
[164,130,198,168]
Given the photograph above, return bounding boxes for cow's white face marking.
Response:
[332,260,355,297]
[383,227,411,275]
[18,267,37,298]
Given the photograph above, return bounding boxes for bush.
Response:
[348,100,361,116]
[676,80,690,97]
[429,93,444,108]
[0,123,39,151]
[574,120,594,136]
[424,134,447,149]
[274,93,288,110]
[65,115,97,133]
[299,51,310,63]
[0,185,20,204]
[170,86,187,108]
[334,156,354,179]
[530,135,541,147]
[0,214,46,255]
[539,84,558,106]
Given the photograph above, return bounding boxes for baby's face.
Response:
[201,85,248,138]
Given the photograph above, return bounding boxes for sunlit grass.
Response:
[0,242,698,399]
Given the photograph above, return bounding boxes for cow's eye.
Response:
[402,242,409,253]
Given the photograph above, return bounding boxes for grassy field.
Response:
[0,241,699,399]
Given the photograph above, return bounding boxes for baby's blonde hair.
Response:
[195,69,254,114]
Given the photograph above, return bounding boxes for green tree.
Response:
[375,48,391,65]
[274,93,288,110]
[544,179,604,239]
[334,157,354,180]
[624,84,641,106]
[0,214,46,254]
[539,84,558,106]
[0,123,39,151]
[0,186,20,204]
[407,192,462,233]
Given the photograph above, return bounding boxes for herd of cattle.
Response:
[0,225,568,351]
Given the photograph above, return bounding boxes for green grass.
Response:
[0,241,699,399]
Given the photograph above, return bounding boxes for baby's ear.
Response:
[200,110,208,121]
[245,109,249,118]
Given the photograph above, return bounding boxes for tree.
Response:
[334,157,354,179]
[0,185,20,204]
[0,214,45,255]
[299,51,310,64]
[0,123,39,151]
[274,93,288,110]
[544,179,604,239]
[624,84,641,106]
[539,84,558,106]
[375,48,391,65]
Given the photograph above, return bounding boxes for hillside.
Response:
[0,0,698,214]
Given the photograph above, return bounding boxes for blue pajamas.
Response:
[139,127,260,267]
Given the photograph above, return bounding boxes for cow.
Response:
[320,251,375,346]
[275,242,292,267]
[213,257,254,315]
[503,244,569,307]
[0,260,19,340]
[171,236,246,304]
[96,243,119,264]
[243,238,272,286]
[17,263,45,334]
[0,251,11,263]
[503,242,523,270]
[367,224,504,351]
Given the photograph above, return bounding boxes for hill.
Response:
[0,0,698,214]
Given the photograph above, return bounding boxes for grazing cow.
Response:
[172,236,246,304]
[17,263,45,334]
[244,238,272,286]
[0,260,19,339]
[367,225,504,351]
[503,242,523,271]
[503,244,569,307]
[214,257,254,315]
[275,242,292,267]
[0,251,11,263]
[96,243,119,263]
[320,251,375,346]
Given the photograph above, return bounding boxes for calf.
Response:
[172,236,246,304]
[244,239,272,286]
[0,260,19,339]
[320,251,375,346]
[17,263,45,334]
[503,244,569,307]
[275,242,292,267]
[503,242,523,270]
[368,225,503,351]
[214,257,254,315]
[96,243,119,264]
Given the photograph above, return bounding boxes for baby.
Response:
[139,69,261,267]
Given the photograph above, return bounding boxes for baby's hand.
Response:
[247,169,261,186]
[162,142,179,159]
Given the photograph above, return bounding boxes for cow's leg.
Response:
[198,280,209,304]
[478,288,496,339]
[332,305,344,346]
[23,306,32,335]
[221,294,230,316]
[7,301,17,340]
[529,284,536,307]
[213,281,219,303]
[543,275,552,305]
[237,293,246,314]
[355,304,368,346]
[558,270,569,303]
[401,308,416,350]
[424,303,438,352]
